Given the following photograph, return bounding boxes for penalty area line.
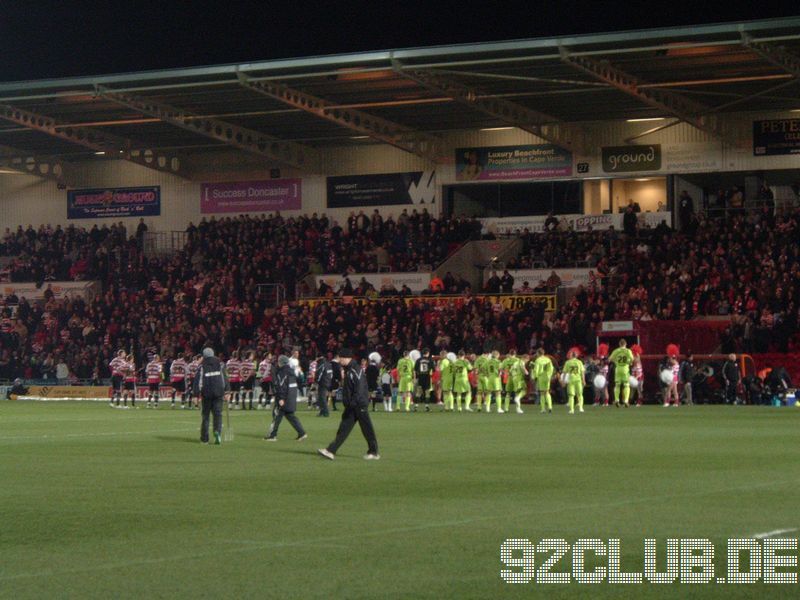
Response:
[752,528,798,539]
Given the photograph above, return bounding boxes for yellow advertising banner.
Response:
[23,386,110,399]
[296,293,556,312]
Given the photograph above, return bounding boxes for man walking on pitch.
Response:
[265,355,307,442]
[533,349,554,413]
[318,348,379,460]
[194,347,229,445]
[563,350,585,414]
[608,339,634,407]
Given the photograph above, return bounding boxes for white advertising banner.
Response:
[1,281,99,302]
[314,272,432,293]
[481,211,671,235]
[484,268,595,288]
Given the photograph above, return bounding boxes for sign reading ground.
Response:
[67,186,160,219]
[200,179,302,213]
[753,119,800,156]
[601,145,661,173]
[327,171,436,208]
[455,145,572,181]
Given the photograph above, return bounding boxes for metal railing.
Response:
[142,230,188,258]
[256,283,286,307]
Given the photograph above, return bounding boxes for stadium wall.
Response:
[0,109,797,231]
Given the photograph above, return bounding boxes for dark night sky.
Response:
[0,1,796,81]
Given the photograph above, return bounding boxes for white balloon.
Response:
[660,370,674,385]
[447,352,457,363]
[409,350,421,363]
[368,352,381,364]
[629,376,639,389]
[593,375,606,389]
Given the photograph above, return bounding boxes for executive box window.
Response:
[446,180,582,218]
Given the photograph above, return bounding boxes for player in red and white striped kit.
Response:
[145,354,164,408]
[226,351,242,408]
[123,353,137,407]
[632,356,644,406]
[257,352,274,408]
[186,354,201,409]
[240,351,257,410]
[109,350,128,407]
[169,353,189,408]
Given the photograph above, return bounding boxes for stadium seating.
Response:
[1,204,797,382]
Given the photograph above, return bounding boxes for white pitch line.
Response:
[752,528,798,539]
[0,426,197,442]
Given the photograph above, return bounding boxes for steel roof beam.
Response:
[98,87,317,171]
[742,33,800,78]
[392,63,583,154]
[0,145,69,183]
[237,74,440,161]
[0,103,187,178]
[559,49,737,146]
[0,17,798,96]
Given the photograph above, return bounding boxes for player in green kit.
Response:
[397,350,415,412]
[501,349,527,414]
[452,350,473,412]
[485,350,503,413]
[608,338,635,407]
[438,350,454,411]
[563,350,586,414]
[533,348,555,413]
[473,352,489,411]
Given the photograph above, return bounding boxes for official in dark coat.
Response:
[318,348,379,460]
[265,355,307,441]
[722,353,741,404]
[194,347,229,444]
[315,355,333,417]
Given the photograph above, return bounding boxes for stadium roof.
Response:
[1,17,799,172]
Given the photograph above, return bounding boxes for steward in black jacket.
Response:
[193,347,229,444]
[265,355,307,441]
[318,348,379,460]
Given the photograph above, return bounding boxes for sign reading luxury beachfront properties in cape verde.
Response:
[455,145,573,181]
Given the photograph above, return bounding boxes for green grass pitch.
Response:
[2,401,799,599]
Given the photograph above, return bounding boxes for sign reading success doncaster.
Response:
[753,119,800,156]
[455,145,573,181]
[201,179,302,213]
[67,187,160,219]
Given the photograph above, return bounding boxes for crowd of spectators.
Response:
[3,201,800,381]
[0,210,480,381]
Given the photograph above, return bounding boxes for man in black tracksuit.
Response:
[318,348,379,460]
[265,355,307,441]
[315,355,333,417]
[722,353,741,405]
[415,348,435,411]
[194,347,229,445]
